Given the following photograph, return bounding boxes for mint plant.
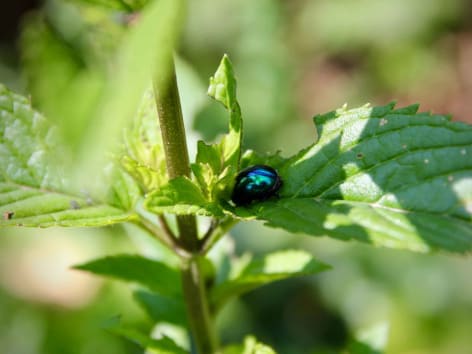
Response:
[1,0,472,353]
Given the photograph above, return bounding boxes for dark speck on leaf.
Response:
[356,152,364,159]
[3,211,14,220]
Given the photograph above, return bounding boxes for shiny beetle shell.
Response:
[231,165,282,206]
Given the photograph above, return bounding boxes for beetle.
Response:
[231,165,282,206]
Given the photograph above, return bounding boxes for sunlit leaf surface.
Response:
[0,85,135,227]
[240,103,472,253]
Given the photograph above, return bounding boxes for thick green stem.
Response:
[181,256,219,353]
[153,57,219,354]
[153,60,198,251]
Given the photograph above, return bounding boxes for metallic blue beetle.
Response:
[231,165,282,206]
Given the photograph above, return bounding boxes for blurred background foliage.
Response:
[1,0,472,353]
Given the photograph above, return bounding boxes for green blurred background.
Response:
[1,0,472,353]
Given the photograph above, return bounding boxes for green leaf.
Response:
[223,336,277,354]
[74,0,185,184]
[0,185,135,227]
[134,290,187,326]
[347,340,383,354]
[192,54,243,202]
[346,321,388,354]
[105,165,142,211]
[120,88,167,193]
[0,85,63,190]
[210,250,329,311]
[109,326,188,354]
[22,0,184,185]
[0,85,135,227]
[74,254,181,297]
[109,86,170,210]
[207,54,238,110]
[144,176,224,216]
[240,103,472,253]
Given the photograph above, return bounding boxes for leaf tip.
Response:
[207,54,237,109]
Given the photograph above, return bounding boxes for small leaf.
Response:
[223,336,277,354]
[74,254,181,297]
[207,54,238,110]
[109,326,188,354]
[120,88,167,193]
[134,290,187,326]
[347,340,383,354]
[0,85,135,227]
[347,321,388,354]
[145,176,224,216]
[211,250,329,311]
[236,103,472,253]
[192,54,243,203]
[106,166,142,211]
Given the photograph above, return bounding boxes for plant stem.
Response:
[153,59,198,252]
[153,57,219,354]
[181,256,219,353]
